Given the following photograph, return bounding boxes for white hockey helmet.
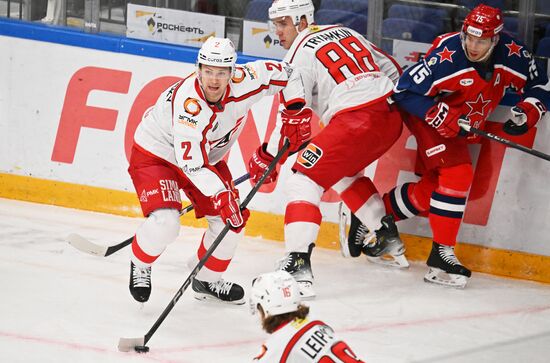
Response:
[250,270,301,317]
[196,36,237,75]
[268,0,315,25]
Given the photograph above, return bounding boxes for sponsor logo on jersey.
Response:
[184,97,202,116]
[159,179,181,202]
[426,144,446,157]
[242,65,257,81]
[178,114,198,128]
[297,144,323,168]
[460,78,474,86]
[139,188,159,202]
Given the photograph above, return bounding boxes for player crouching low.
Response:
[250,271,364,362]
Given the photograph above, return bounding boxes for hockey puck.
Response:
[135,345,150,353]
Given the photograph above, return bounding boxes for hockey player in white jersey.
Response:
[127,37,306,304]
[248,0,409,299]
[250,270,365,362]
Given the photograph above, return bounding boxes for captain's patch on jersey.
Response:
[297,144,323,168]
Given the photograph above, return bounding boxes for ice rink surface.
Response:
[1,197,550,363]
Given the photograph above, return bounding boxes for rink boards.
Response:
[1,18,550,283]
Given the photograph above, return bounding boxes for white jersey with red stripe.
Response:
[253,318,364,363]
[282,24,401,123]
[134,60,304,197]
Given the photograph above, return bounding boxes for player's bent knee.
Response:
[439,163,474,192]
[285,172,324,205]
[148,208,181,242]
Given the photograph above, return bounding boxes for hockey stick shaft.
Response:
[68,173,251,257]
[119,139,291,350]
[460,123,550,162]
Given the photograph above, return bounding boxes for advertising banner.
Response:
[2,33,550,257]
[392,39,432,70]
[242,20,286,60]
[126,4,225,47]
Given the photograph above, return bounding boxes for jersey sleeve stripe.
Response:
[279,320,325,363]
[227,80,288,103]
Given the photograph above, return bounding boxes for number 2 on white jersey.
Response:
[316,36,380,84]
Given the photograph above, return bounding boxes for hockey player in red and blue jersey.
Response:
[380,4,549,288]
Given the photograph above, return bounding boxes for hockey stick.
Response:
[460,121,550,162]
[118,139,291,353]
[67,172,251,257]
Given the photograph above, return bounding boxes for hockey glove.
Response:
[503,98,547,136]
[425,102,469,138]
[212,190,250,233]
[248,143,277,185]
[280,108,312,152]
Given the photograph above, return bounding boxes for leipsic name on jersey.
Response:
[254,319,364,362]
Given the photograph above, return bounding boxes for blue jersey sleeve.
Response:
[523,57,550,108]
[393,58,438,119]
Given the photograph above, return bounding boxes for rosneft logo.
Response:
[147,18,155,32]
[184,98,202,116]
[264,35,273,48]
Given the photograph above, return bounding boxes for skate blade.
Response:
[193,292,246,305]
[297,281,316,300]
[423,268,468,288]
[366,253,409,268]
[338,202,351,258]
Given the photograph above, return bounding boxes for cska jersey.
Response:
[282,24,402,123]
[393,31,550,140]
[134,60,304,197]
[253,318,364,363]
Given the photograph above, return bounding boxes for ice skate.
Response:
[338,203,375,258]
[192,278,245,305]
[129,262,152,303]
[363,215,409,268]
[424,242,471,288]
[276,244,315,299]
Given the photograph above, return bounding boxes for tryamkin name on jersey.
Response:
[395,31,550,137]
[303,27,353,49]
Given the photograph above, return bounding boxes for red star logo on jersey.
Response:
[466,94,491,118]
[505,41,522,57]
[436,47,455,63]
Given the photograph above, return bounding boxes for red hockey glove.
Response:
[425,102,469,138]
[211,190,250,233]
[248,143,277,185]
[503,98,547,136]
[280,108,312,152]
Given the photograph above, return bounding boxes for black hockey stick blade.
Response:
[67,234,132,257]
[117,139,291,352]
[460,121,550,162]
[66,172,251,257]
